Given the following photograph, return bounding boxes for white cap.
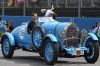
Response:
[41,9,47,13]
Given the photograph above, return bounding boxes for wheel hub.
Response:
[45,43,53,61]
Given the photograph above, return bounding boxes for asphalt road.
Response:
[0,46,100,66]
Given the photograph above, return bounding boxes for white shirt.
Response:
[45,10,54,17]
[92,26,100,33]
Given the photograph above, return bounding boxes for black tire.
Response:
[84,38,99,63]
[1,35,14,58]
[32,26,45,50]
[43,39,59,65]
[39,52,43,57]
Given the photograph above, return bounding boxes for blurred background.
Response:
[0,0,100,17]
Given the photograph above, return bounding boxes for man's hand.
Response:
[51,4,54,10]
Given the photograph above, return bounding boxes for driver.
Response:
[27,13,38,34]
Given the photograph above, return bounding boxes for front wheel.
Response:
[1,35,14,58]
[43,39,59,65]
[32,26,45,50]
[84,39,99,63]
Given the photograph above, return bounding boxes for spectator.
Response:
[29,0,40,8]
[7,0,13,7]
[93,23,100,45]
[97,23,100,27]
[92,22,100,45]
[92,22,100,33]
[27,13,38,34]
[16,0,24,7]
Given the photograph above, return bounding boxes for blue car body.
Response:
[2,17,98,54]
[1,17,99,65]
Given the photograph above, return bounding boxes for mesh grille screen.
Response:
[65,24,79,47]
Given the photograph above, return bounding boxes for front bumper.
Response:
[64,47,87,56]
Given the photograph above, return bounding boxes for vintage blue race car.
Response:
[1,17,99,65]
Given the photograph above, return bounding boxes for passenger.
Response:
[41,5,56,19]
[27,13,38,34]
[4,20,14,32]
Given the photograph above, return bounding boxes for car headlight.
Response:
[60,30,66,39]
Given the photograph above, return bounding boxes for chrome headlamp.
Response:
[60,30,66,39]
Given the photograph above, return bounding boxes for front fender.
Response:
[1,32,15,46]
[88,33,98,41]
[44,34,58,42]
[83,33,98,45]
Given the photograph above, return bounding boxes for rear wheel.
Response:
[43,39,59,65]
[84,38,99,63]
[1,35,14,58]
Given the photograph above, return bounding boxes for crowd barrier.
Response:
[0,16,100,32]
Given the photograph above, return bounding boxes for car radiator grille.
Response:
[64,24,79,48]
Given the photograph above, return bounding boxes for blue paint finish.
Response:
[44,34,58,42]
[88,33,98,41]
[19,43,33,49]
[83,33,98,47]
[3,32,15,46]
[42,21,60,35]
[64,47,87,55]
[0,16,99,59]
[21,25,32,44]
[11,24,32,45]
[55,22,72,41]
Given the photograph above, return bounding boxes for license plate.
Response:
[74,51,84,56]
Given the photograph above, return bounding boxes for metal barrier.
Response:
[0,0,100,8]
[0,16,100,32]
[0,0,100,16]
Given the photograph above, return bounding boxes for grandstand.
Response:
[0,0,100,17]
